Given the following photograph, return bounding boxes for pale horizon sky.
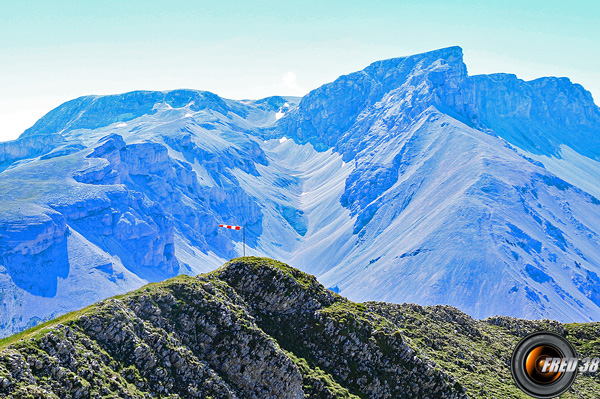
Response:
[1,0,599,142]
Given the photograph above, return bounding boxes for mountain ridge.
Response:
[1,46,600,336]
[0,257,466,399]
[2,257,600,398]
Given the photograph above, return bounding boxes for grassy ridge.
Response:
[1,257,599,398]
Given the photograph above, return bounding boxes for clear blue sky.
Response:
[1,0,598,142]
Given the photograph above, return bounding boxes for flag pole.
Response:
[218,223,245,258]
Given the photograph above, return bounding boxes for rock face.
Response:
[0,207,68,297]
[1,258,600,398]
[0,134,65,173]
[465,74,600,159]
[1,46,600,336]
[0,93,289,336]
[0,258,466,399]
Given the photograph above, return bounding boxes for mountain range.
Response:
[1,46,600,337]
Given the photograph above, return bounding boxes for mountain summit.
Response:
[1,46,600,336]
[273,46,600,159]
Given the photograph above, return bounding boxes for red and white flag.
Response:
[219,224,241,230]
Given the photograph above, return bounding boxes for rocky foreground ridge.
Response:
[1,257,599,398]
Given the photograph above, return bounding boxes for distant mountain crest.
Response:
[1,47,600,337]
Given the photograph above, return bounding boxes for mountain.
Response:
[1,257,600,398]
[269,46,600,321]
[1,46,600,336]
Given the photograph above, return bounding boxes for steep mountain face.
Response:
[1,258,600,399]
[0,92,293,336]
[465,73,600,160]
[267,47,600,322]
[1,46,600,336]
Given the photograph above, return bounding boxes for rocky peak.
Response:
[0,257,468,398]
[272,46,469,152]
[214,257,340,314]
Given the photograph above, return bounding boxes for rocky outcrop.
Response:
[0,258,467,398]
[0,208,67,257]
[2,257,600,398]
[0,208,69,297]
[465,73,600,159]
[0,134,65,172]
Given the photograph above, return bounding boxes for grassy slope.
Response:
[369,302,600,398]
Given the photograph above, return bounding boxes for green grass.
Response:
[285,350,360,399]
[0,274,197,349]
[0,305,97,349]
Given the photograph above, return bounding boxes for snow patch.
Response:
[275,103,290,120]
[116,122,127,128]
